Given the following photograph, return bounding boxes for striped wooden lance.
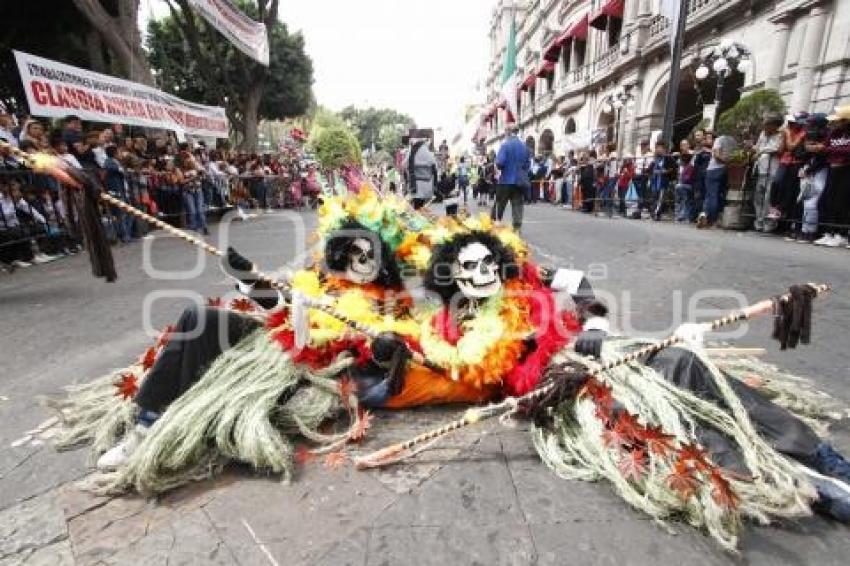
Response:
[2,142,439,365]
[355,283,831,469]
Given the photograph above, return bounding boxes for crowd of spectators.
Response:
[0,110,318,272]
[455,106,849,247]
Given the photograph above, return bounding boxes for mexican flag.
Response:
[499,14,519,124]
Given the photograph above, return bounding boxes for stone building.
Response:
[479,0,850,157]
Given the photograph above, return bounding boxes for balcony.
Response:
[646,0,745,47]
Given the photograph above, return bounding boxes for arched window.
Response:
[565,118,576,134]
[540,129,555,155]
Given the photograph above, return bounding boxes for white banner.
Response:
[14,50,228,138]
[188,0,269,66]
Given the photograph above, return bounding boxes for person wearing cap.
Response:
[815,105,850,247]
[769,112,808,239]
[753,113,784,232]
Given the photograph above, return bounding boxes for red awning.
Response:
[536,60,556,77]
[544,13,590,61]
[543,37,564,62]
[520,73,537,91]
[590,0,624,30]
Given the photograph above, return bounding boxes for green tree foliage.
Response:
[717,89,786,140]
[309,124,361,170]
[338,106,415,154]
[147,0,313,149]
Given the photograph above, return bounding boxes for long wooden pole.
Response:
[2,143,433,363]
[355,283,831,469]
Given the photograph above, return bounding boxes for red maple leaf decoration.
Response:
[337,377,358,410]
[618,448,648,483]
[229,298,256,313]
[602,412,642,450]
[615,412,643,442]
[324,451,348,470]
[348,409,373,442]
[113,372,139,400]
[206,296,223,307]
[155,325,175,349]
[640,424,676,456]
[295,445,317,466]
[583,378,614,411]
[602,425,632,450]
[677,442,711,473]
[709,470,740,510]
[666,461,701,501]
[139,346,157,371]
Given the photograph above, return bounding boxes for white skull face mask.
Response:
[345,237,379,284]
[452,241,501,299]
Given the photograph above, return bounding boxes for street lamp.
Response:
[694,40,752,129]
[602,85,636,151]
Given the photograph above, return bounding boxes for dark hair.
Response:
[655,140,668,148]
[424,231,520,305]
[106,145,118,158]
[323,220,402,288]
[64,115,81,124]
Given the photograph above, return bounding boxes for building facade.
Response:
[479,0,850,157]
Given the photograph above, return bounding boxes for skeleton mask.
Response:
[345,237,378,284]
[452,242,501,299]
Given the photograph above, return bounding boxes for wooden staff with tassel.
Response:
[2,142,440,368]
[355,283,831,469]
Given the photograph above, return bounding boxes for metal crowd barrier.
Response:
[0,168,80,261]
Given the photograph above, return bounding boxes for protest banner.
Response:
[188,0,269,66]
[14,50,229,138]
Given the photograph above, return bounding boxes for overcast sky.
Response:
[141,0,496,135]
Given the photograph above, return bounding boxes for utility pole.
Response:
[660,0,688,146]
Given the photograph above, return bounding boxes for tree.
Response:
[338,106,415,154]
[148,0,313,150]
[717,89,786,140]
[309,125,361,170]
[71,0,153,85]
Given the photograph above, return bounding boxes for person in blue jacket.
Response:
[494,124,530,231]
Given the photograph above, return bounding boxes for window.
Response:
[575,40,586,67]
[608,16,622,48]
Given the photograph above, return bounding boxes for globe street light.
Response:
[602,86,636,151]
[694,40,752,129]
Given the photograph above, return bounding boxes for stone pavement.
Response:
[1,204,849,565]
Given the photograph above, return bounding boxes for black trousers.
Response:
[494,184,524,230]
[647,347,820,473]
[135,305,261,414]
[819,165,850,235]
